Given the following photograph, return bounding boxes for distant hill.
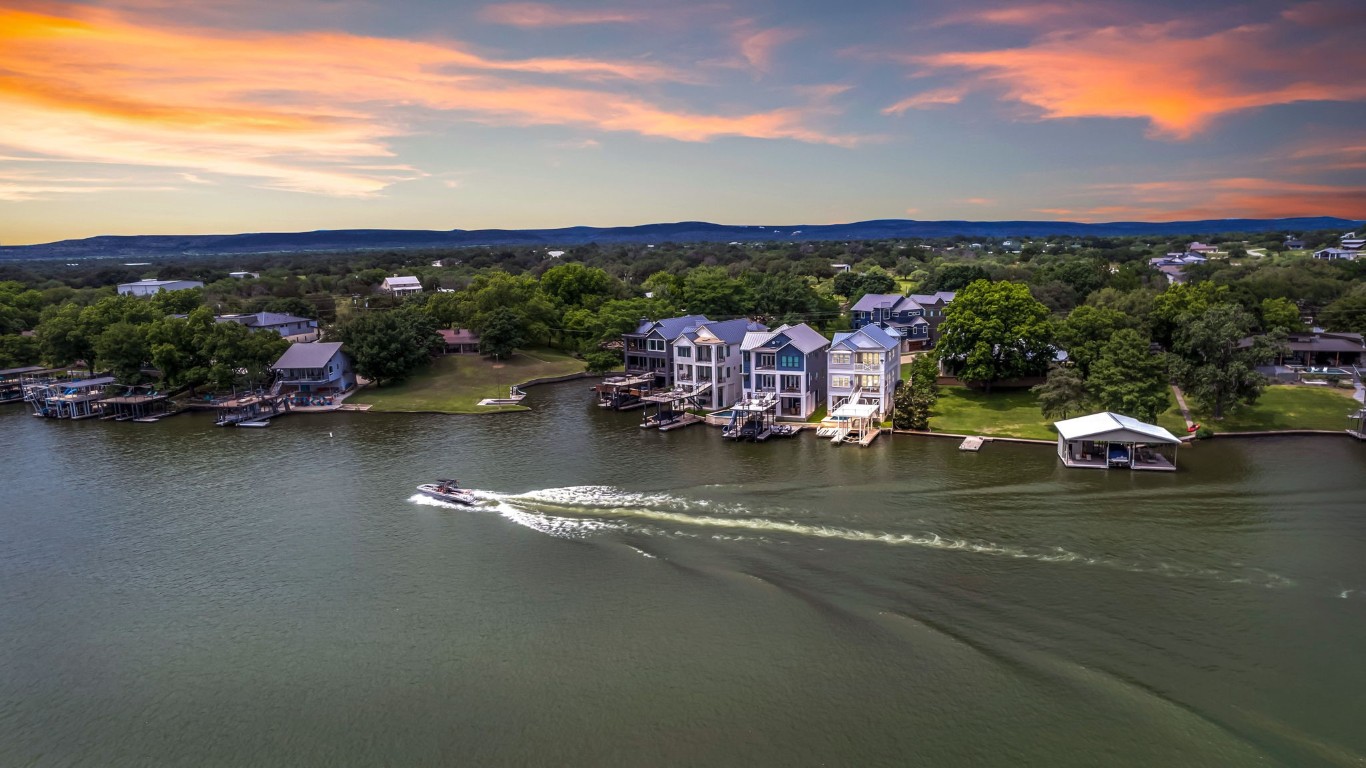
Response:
[2,217,1359,260]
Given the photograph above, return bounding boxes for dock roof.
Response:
[272,342,344,370]
[0,365,47,376]
[64,375,116,389]
[1054,412,1180,444]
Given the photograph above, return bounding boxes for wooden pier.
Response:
[212,393,290,427]
[640,382,711,430]
[27,375,115,419]
[103,385,175,422]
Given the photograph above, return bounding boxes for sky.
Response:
[1,0,1364,244]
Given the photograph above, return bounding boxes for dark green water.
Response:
[2,382,1364,767]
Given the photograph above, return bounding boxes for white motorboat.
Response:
[417,480,476,506]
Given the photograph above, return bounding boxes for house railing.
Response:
[854,363,881,372]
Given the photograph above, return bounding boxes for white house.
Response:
[1314,248,1359,261]
[228,271,259,279]
[380,275,423,295]
[827,325,902,419]
[672,318,768,410]
[116,279,204,296]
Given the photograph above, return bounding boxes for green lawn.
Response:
[1161,385,1359,433]
[928,387,1057,440]
[354,348,586,414]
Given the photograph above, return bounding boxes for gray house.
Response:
[741,323,831,420]
[271,342,355,395]
[673,318,769,410]
[850,292,955,352]
[218,312,319,341]
[624,314,709,388]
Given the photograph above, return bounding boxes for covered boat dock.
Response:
[29,376,115,419]
[1,365,49,403]
[103,385,175,422]
[594,374,654,410]
[816,398,882,446]
[1054,412,1181,471]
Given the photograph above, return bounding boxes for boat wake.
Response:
[407,486,1297,589]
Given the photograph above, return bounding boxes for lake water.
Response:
[2,382,1365,766]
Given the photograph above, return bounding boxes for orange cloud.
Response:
[914,12,1366,138]
[478,3,644,27]
[0,4,854,198]
[962,197,994,205]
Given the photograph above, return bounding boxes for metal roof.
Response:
[742,323,829,354]
[832,324,900,351]
[64,376,116,388]
[1054,412,1180,444]
[272,342,345,370]
[0,365,47,376]
[633,314,709,340]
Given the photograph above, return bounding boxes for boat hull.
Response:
[417,484,476,506]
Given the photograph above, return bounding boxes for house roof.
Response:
[850,293,910,312]
[1054,412,1180,444]
[908,291,956,305]
[742,323,829,354]
[633,314,709,340]
[382,275,422,286]
[118,279,202,287]
[272,342,344,370]
[440,328,480,344]
[684,318,766,345]
[1242,331,1365,354]
[832,324,900,351]
[221,312,313,328]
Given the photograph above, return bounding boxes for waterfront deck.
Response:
[595,374,655,410]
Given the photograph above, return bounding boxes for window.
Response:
[858,374,881,389]
[696,346,712,362]
[676,346,691,358]
[831,352,851,365]
[779,353,801,369]
[756,374,776,390]
[757,353,776,368]
[647,338,665,352]
[857,352,880,366]
[831,375,853,389]
[780,375,801,392]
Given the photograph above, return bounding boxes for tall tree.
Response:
[1088,329,1170,422]
[334,306,439,386]
[926,263,990,292]
[894,352,941,430]
[1149,282,1228,349]
[1169,304,1282,419]
[1032,364,1088,420]
[1056,305,1130,378]
[93,322,150,382]
[479,307,527,360]
[1259,297,1302,333]
[936,280,1054,393]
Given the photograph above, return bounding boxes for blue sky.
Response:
[1,0,1362,244]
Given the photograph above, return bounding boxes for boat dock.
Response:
[27,376,116,420]
[816,397,883,447]
[721,394,797,442]
[0,366,51,404]
[211,393,290,427]
[640,382,711,431]
[103,385,177,422]
[959,436,984,451]
[595,374,655,410]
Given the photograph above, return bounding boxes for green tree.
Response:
[582,349,621,374]
[1169,304,1282,419]
[540,263,619,310]
[479,307,527,360]
[93,321,150,382]
[1056,305,1130,378]
[894,352,941,430]
[936,280,1054,393]
[1087,329,1170,422]
[681,266,752,317]
[335,306,439,386]
[1032,364,1088,420]
[1319,288,1366,334]
[37,303,92,367]
[1259,297,1302,333]
[1149,282,1228,349]
[146,309,215,391]
[925,263,990,292]
[0,334,40,368]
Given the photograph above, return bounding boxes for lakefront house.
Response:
[217,312,319,341]
[849,291,956,352]
[672,318,769,410]
[271,342,355,395]
[624,314,709,388]
[827,324,902,420]
[741,323,831,420]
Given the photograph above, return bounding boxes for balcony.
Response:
[853,362,882,372]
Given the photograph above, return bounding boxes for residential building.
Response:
[1149,252,1208,283]
[1244,330,1364,368]
[1283,236,1306,250]
[440,328,481,354]
[218,312,319,341]
[271,342,355,395]
[827,325,902,420]
[1313,248,1359,261]
[1187,242,1219,255]
[672,318,768,410]
[623,314,709,388]
[380,275,423,295]
[117,279,204,296]
[228,271,259,279]
[849,291,956,352]
[741,323,830,420]
[1340,232,1364,250]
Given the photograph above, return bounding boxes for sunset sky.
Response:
[2,0,1363,244]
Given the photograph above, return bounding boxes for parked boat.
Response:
[417,480,476,506]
